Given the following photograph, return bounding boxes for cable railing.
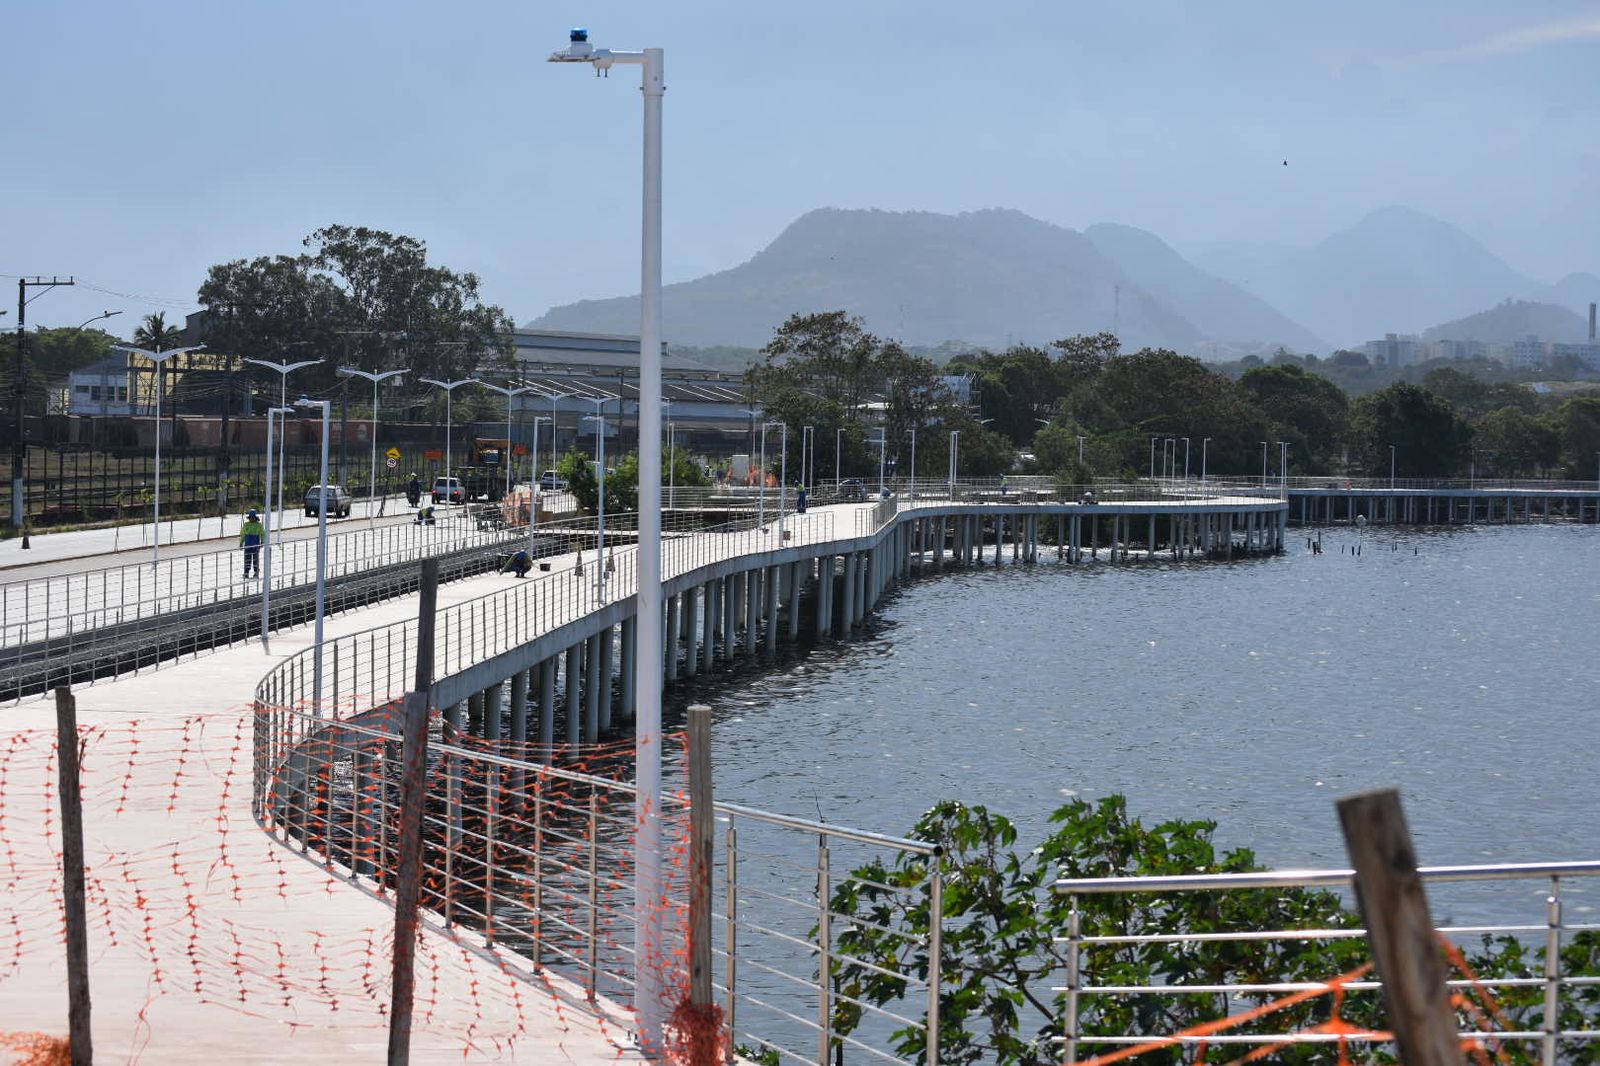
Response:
[254,701,945,1066]
[1284,476,1600,493]
[1053,861,1600,1065]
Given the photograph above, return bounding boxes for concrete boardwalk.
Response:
[0,552,636,1063]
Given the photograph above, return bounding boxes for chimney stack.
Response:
[1590,302,1596,341]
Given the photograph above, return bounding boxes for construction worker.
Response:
[501,547,532,579]
[240,508,266,578]
[406,473,422,507]
[415,503,436,526]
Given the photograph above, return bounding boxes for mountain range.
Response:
[527,206,1596,357]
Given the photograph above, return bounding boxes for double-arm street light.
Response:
[114,342,206,567]
[420,377,476,500]
[337,367,408,522]
[477,381,532,503]
[550,26,669,1045]
[244,357,322,542]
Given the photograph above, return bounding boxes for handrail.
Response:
[1055,859,1600,894]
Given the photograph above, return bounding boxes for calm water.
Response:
[666,523,1600,870]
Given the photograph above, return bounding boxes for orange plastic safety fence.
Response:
[1,707,697,1063]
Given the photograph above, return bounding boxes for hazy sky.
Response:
[5,0,1597,336]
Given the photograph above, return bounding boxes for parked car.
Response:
[304,484,353,518]
[432,476,465,504]
[538,470,568,491]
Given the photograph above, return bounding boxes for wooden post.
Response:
[688,704,714,1008]
[388,559,438,1066]
[1336,788,1461,1066]
[55,686,92,1066]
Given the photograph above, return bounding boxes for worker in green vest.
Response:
[240,508,266,579]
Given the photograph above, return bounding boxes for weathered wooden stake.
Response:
[1337,788,1461,1066]
[688,704,714,1008]
[388,559,438,1066]
[55,686,92,1066]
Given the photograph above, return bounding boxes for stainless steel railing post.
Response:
[586,789,600,1000]
[926,860,942,1066]
[817,836,832,1066]
[1063,895,1081,1066]
[725,819,739,1056]
[1544,880,1563,1066]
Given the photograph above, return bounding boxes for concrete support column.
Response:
[467,691,484,737]
[564,643,583,748]
[684,584,701,677]
[583,633,601,744]
[621,615,638,724]
[764,566,781,655]
[840,553,858,635]
[665,593,681,681]
[483,682,503,741]
[701,581,717,673]
[744,569,760,654]
[786,561,803,641]
[509,669,529,752]
[816,557,833,638]
[538,659,556,749]
[599,625,616,732]
[720,576,736,662]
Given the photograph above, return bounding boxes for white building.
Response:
[65,354,136,416]
[1363,333,1420,367]
[1508,335,1546,370]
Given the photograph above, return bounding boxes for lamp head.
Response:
[551,27,595,62]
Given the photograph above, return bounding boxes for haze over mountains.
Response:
[528,206,1596,357]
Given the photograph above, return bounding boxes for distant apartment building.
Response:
[1508,335,1546,370]
[1363,333,1420,368]
[1427,338,1488,363]
[1550,342,1600,370]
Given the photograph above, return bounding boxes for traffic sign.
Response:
[385,447,402,461]
[386,457,398,469]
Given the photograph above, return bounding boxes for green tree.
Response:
[1473,407,1560,476]
[1551,395,1600,479]
[559,445,708,515]
[197,224,515,403]
[1349,382,1473,477]
[1237,362,1350,474]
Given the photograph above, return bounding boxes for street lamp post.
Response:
[550,32,668,1039]
[835,426,845,490]
[1077,435,1086,465]
[802,425,814,490]
[337,367,408,522]
[243,357,322,542]
[1150,436,1158,479]
[114,342,206,567]
[581,397,610,605]
[906,428,916,501]
[296,395,332,712]
[529,415,551,554]
[1260,441,1269,487]
[1389,444,1397,489]
[1201,438,1211,483]
[477,381,532,503]
[259,405,293,647]
[873,430,887,494]
[949,429,959,495]
[1278,441,1290,499]
[419,378,475,504]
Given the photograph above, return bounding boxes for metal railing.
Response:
[254,701,945,1066]
[1284,476,1600,493]
[1,510,520,649]
[1054,861,1600,1064]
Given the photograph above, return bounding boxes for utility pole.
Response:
[13,277,76,539]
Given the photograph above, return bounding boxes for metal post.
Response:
[817,838,833,1066]
[260,407,277,646]
[1544,883,1562,1066]
[688,706,714,1008]
[55,687,92,1066]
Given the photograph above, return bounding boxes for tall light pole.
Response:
[529,415,551,552]
[835,426,845,488]
[551,34,667,1039]
[949,429,960,494]
[1077,435,1086,465]
[1149,436,1159,479]
[419,378,475,502]
[114,342,206,567]
[259,405,293,648]
[1201,437,1211,483]
[581,396,610,605]
[244,357,322,541]
[872,429,887,494]
[906,427,916,501]
[1389,444,1397,489]
[662,400,677,515]
[477,381,532,503]
[1260,441,1268,487]
[802,424,814,489]
[337,367,408,522]
[296,395,332,712]
[1278,441,1290,499]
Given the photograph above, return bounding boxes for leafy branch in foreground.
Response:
[826,796,1599,1066]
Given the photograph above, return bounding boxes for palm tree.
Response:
[132,312,185,351]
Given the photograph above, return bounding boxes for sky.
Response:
[4,0,1597,337]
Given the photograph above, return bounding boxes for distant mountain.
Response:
[1525,272,1600,321]
[1422,300,1589,345]
[1196,207,1538,348]
[528,208,1204,351]
[1084,223,1325,351]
